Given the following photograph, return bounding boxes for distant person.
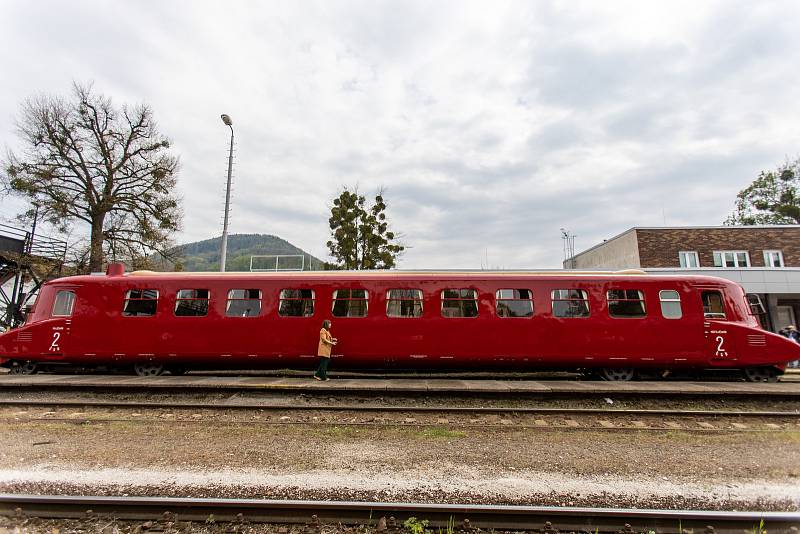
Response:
[315,320,337,381]
[781,325,800,368]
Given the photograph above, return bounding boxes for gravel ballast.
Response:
[1,411,799,511]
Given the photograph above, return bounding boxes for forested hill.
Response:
[176,234,326,271]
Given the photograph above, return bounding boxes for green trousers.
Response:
[315,357,330,379]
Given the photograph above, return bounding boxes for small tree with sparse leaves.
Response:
[326,187,404,269]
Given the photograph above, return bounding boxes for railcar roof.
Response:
[126,269,651,277]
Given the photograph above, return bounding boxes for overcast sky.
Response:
[1,0,799,269]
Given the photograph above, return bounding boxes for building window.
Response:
[278,289,315,317]
[701,290,726,319]
[496,289,533,318]
[441,289,479,318]
[712,250,750,268]
[123,289,158,317]
[226,289,261,317]
[659,290,682,319]
[332,289,368,317]
[763,250,784,268]
[679,251,699,268]
[386,289,423,318]
[175,289,210,317]
[607,289,646,318]
[51,290,76,317]
[551,289,589,318]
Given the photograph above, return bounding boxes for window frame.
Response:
[225,289,262,318]
[122,289,159,317]
[386,289,424,318]
[701,290,727,320]
[51,290,76,317]
[174,289,211,317]
[495,289,534,318]
[606,289,646,319]
[332,288,369,318]
[712,250,750,268]
[440,288,479,318]
[763,250,784,268]
[278,288,315,317]
[551,289,590,318]
[678,251,699,268]
[659,290,683,319]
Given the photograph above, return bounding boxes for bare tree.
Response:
[2,82,182,272]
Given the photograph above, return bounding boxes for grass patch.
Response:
[323,425,360,438]
[418,427,467,440]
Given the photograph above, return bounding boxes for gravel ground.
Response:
[0,415,798,511]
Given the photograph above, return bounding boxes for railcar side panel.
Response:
[2,269,799,375]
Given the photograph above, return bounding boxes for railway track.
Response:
[2,374,800,399]
[1,494,799,533]
[3,399,799,433]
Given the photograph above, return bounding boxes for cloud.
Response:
[1,0,800,269]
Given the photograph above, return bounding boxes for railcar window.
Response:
[174,289,210,317]
[659,290,682,319]
[279,289,315,317]
[551,289,589,318]
[441,289,479,318]
[386,289,423,318]
[701,290,726,319]
[123,289,159,317]
[746,293,766,315]
[332,289,368,317]
[607,289,646,318]
[496,289,533,318]
[226,289,261,317]
[51,290,75,317]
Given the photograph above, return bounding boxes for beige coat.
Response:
[317,328,334,357]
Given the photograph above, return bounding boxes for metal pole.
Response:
[220,117,234,272]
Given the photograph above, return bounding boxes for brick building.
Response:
[565,226,800,332]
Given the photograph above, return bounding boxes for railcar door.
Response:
[43,287,77,360]
[699,288,737,362]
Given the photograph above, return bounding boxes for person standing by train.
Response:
[315,320,337,380]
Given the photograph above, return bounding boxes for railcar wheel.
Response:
[133,362,165,377]
[598,367,635,381]
[9,361,38,375]
[743,366,778,383]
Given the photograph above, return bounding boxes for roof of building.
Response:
[569,225,800,260]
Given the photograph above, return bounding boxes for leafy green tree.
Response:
[326,187,405,269]
[2,82,181,272]
[726,158,800,225]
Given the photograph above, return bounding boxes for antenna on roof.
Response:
[561,228,576,269]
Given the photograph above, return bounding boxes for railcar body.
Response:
[1,264,798,381]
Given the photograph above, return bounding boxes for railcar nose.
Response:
[0,329,9,366]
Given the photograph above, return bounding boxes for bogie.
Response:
[133,362,165,377]
[8,360,38,375]
[598,368,636,381]
[742,366,779,383]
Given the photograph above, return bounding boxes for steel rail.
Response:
[0,398,798,417]
[0,494,798,532]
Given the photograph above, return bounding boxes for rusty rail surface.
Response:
[1,494,798,533]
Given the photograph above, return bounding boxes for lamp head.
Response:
[220,114,233,126]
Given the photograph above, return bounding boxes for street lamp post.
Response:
[220,114,234,272]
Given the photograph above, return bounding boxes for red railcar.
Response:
[1,264,797,381]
